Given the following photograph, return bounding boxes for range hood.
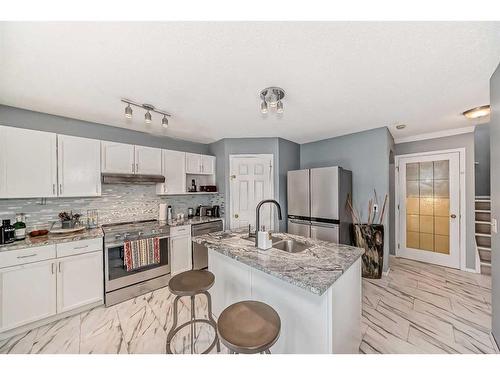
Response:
[101,173,165,185]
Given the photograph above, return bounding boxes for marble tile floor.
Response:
[360,256,499,354]
[1,256,498,354]
[0,287,228,354]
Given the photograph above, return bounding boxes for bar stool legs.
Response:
[166,290,220,354]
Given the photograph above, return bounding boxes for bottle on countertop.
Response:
[14,213,26,241]
[167,205,173,222]
[2,219,15,244]
[191,179,197,192]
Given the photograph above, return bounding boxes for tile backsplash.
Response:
[0,184,224,230]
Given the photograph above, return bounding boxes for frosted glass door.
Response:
[398,152,460,269]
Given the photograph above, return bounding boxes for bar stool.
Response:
[217,300,281,354]
[166,270,220,354]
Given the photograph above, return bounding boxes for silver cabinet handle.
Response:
[53,184,56,194]
[58,262,62,273]
[136,163,139,173]
[59,183,63,195]
[132,163,135,173]
[17,253,37,259]
[51,263,55,274]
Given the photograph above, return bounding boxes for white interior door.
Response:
[230,154,274,231]
[397,151,461,269]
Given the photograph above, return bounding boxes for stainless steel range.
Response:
[103,220,170,306]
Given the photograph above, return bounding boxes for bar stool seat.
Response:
[166,270,219,354]
[168,270,215,296]
[217,300,281,354]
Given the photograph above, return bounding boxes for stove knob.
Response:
[138,231,143,236]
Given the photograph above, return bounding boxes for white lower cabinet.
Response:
[0,259,57,332]
[56,251,103,313]
[170,226,192,275]
[0,241,104,334]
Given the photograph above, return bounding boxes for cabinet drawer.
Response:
[170,225,191,237]
[0,245,56,269]
[56,238,103,258]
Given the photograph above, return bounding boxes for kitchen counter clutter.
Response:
[166,216,223,227]
[193,229,364,354]
[192,229,363,295]
[0,227,103,252]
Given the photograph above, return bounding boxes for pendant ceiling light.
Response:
[260,87,285,115]
[121,99,172,128]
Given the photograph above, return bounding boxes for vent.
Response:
[101,173,165,185]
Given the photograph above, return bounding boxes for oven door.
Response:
[104,236,170,293]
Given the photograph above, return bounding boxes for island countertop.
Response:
[192,230,364,296]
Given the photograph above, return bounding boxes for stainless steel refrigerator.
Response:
[287,166,352,244]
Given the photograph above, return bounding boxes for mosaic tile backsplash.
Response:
[0,184,224,230]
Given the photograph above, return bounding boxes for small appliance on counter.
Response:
[187,179,197,192]
[212,205,221,218]
[199,185,217,192]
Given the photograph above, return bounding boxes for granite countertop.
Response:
[166,216,223,227]
[192,230,364,296]
[0,227,104,252]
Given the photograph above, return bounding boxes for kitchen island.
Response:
[192,230,364,354]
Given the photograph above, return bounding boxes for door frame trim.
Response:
[229,154,274,230]
[395,148,466,270]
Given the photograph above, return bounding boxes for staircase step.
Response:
[475,222,491,234]
[480,263,491,275]
[479,249,492,262]
[475,211,491,222]
[475,201,491,211]
[477,246,491,251]
[476,235,491,248]
[475,233,491,237]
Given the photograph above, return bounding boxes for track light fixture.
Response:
[260,87,285,115]
[125,104,133,119]
[121,99,172,128]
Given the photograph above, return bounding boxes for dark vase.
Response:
[352,224,384,279]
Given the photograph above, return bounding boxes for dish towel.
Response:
[124,237,160,271]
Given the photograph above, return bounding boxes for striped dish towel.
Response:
[124,237,160,271]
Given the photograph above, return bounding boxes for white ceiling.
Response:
[1,22,499,144]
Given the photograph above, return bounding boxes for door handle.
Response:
[234,214,239,218]
[450,214,457,219]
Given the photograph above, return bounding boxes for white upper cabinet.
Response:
[185,152,202,174]
[186,152,215,175]
[101,141,135,174]
[0,126,57,198]
[135,146,162,175]
[201,155,215,175]
[157,149,186,195]
[57,135,101,197]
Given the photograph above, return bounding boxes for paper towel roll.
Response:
[159,203,167,221]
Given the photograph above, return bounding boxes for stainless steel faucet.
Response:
[255,199,283,246]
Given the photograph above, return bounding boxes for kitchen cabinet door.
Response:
[57,135,101,197]
[201,155,215,175]
[170,233,192,275]
[0,125,57,198]
[158,149,186,194]
[101,141,135,174]
[0,260,57,332]
[56,251,103,314]
[185,153,202,174]
[135,146,162,175]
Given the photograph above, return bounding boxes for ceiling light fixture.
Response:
[395,124,406,130]
[462,105,490,119]
[124,104,133,119]
[260,87,285,115]
[121,99,172,128]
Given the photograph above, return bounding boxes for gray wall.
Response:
[300,127,393,272]
[394,132,476,270]
[277,138,301,232]
[490,62,500,347]
[475,124,491,196]
[0,105,209,154]
[208,137,300,232]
